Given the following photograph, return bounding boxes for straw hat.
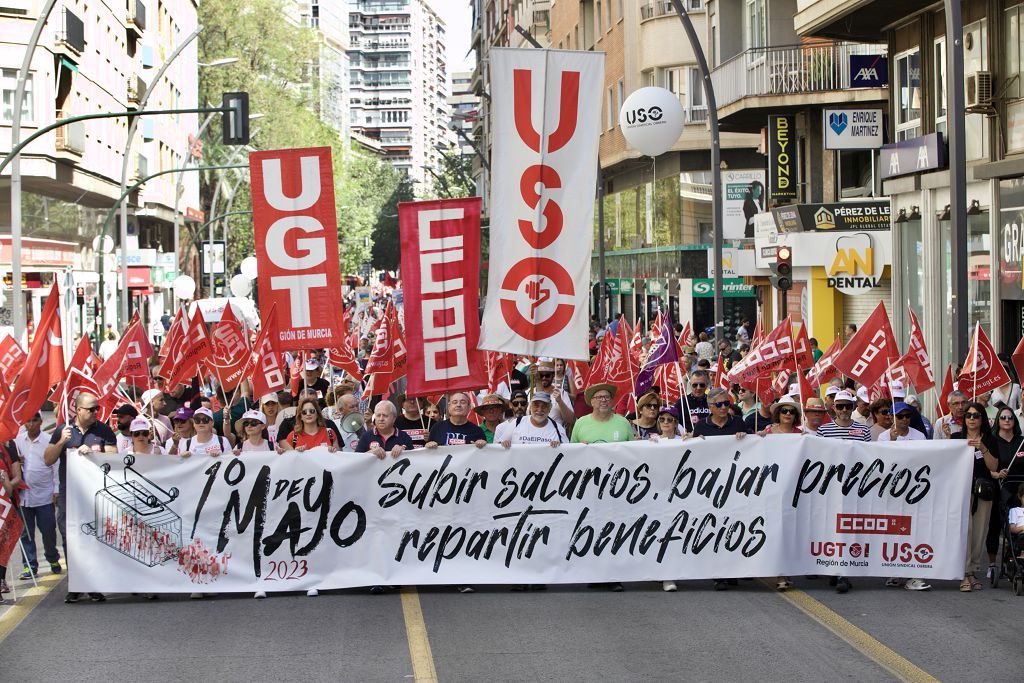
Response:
[473,394,508,414]
[584,383,617,406]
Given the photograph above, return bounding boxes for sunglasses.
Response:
[658,416,676,423]
[964,412,983,419]
[999,415,1016,421]
[537,373,554,378]
[779,408,797,416]
[192,417,212,425]
[691,383,706,389]
[834,403,854,410]
[131,431,150,437]
[895,413,912,420]
[243,421,262,428]
[712,401,731,408]
[511,400,527,407]
[301,408,319,416]
[877,409,891,416]
[79,406,100,412]
[642,404,658,410]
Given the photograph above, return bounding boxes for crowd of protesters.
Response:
[3,311,1024,603]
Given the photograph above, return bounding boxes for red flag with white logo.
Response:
[327,341,363,383]
[587,316,636,399]
[205,302,250,391]
[94,313,153,392]
[249,147,345,351]
[486,351,515,394]
[244,303,288,399]
[831,301,899,388]
[165,306,213,389]
[362,302,408,398]
[0,334,26,385]
[958,322,1011,397]
[806,336,843,388]
[728,316,794,384]
[3,283,64,432]
[937,364,954,417]
[0,480,23,566]
[398,197,486,396]
[566,359,589,394]
[679,321,697,349]
[899,308,935,391]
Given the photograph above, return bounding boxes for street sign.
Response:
[202,241,226,275]
[824,109,884,149]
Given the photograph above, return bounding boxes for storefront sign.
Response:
[849,55,888,87]
[999,177,1024,300]
[117,248,158,267]
[826,232,885,295]
[708,247,740,278]
[0,237,76,267]
[692,278,755,298]
[605,278,634,296]
[879,133,945,180]
[770,201,891,232]
[767,115,797,203]
[824,109,884,149]
[722,169,766,239]
[645,279,668,296]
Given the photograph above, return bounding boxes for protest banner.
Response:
[68,437,971,593]
[479,48,605,361]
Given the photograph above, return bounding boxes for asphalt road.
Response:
[2,571,1021,682]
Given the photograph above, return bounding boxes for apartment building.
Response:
[0,0,200,340]
[348,0,451,185]
[291,0,351,142]
[796,0,1024,380]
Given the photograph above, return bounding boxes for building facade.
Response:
[0,0,200,343]
[348,0,451,185]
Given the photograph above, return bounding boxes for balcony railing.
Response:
[710,41,887,109]
[54,114,85,155]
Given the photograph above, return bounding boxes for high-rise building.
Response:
[348,0,451,185]
[291,0,351,141]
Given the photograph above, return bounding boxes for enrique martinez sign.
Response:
[479,48,605,361]
[398,198,487,396]
[249,147,345,351]
[66,438,972,592]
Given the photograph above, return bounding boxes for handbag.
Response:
[973,477,996,502]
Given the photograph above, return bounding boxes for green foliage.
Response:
[370,176,416,271]
[424,149,476,200]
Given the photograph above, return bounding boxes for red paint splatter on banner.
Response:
[177,537,232,584]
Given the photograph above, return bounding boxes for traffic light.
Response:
[76,286,85,305]
[769,245,793,291]
[222,92,250,145]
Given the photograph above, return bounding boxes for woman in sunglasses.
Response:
[761,397,802,435]
[164,408,195,454]
[233,410,273,453]
[632,392,661,439]
[648,405,686,441]
[868,399,895,441]
[281,397,340,453]
[173,407,232,458]
[952,402,1000,592]
[128,418,162,455]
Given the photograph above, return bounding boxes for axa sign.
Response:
[849,55,888,87]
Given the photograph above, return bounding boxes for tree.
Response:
[424,149,476,200]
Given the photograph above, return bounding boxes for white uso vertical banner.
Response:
[479,48,605,361]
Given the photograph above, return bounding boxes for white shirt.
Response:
[876,427,927,441]
[934,415,962,439]
[510,417,565,445]
[240,438,271,452]
[538,388,573,426]
[493,418,517,445]
[1009,506,1024,529]
[16,429,57,507]
[116,432,134,455]
[180,434,230,456]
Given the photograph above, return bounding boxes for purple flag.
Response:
[634,312,679,396]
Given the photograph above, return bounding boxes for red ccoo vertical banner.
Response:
[249,147,344,351]
[399,198,486,396]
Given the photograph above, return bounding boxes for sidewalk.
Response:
[1,519,66,615]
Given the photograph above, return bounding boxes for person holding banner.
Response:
[877,404,927,441]
[802,399,828,434]
[499,393,566,448]
[141,389,173,443]
[648,406,686,442]
[532,361,574,432]
[571,385,634,445]
[475,395,509,444]
[952,403,1000,592]
[693,389,750,439]
[868,401,895,441]
[355,401,413,459]
[281,397,340,453]
[493,390,530,445]
[171,408,231,457]
[761,397,802,435]
[937,391,968,439]
[127,418,163,455]
[113,404,140,455]
[425,393,487,449]
[632,392,661,440]
[676,370,710,432]
[164,408,196,453]
[234,411,273,453]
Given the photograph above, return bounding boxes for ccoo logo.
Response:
[625,106,664,125]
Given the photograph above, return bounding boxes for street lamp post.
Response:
[945,1,969,361]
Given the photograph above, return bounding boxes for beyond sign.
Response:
[768,115,797,203]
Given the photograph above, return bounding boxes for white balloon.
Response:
[618,87,686,157]
[229,273,252,298]
[173,275,196,300]
[239,256,258,280]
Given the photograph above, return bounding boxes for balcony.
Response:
[710,41,886,130]
[127,75,146,106]
[54,115,85,157]
[54,8,85,56]
[127,0,146,35]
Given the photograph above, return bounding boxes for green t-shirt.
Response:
[482,423,496,444]
[570,414,635,443]
[812,348,823,363]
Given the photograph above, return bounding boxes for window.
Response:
[595,0,602,35]
[745,0,765,50]
[897,215,923,342]
[1005,4,1024,150]
[617,78,624,121]
[689,0,704,9]
[1,69,33,123]
[607,86,614,130]
[963,19,988,161]
[894,49,921,140]
[663,67,683,99]
[837,150,874,198]
[688,67,705,116]
[934,38,946,136]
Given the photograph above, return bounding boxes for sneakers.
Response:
[609,582,624,592]
[457,585,475,593]
[904,578,932,591]
[89,593,106,602]
[986,564,996,580]
[713,580,728,591]
[369,585,386,595]
[885,577,903,587]
[662,581,678,592]
[306,589,319,597]
[19,567,33,581]
[836,577,851,594]
[189,592,204,600]
[64,591,80,603]
[50,562,62,574]
[253,591,267,599]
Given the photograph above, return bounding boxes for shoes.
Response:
[306,589,318,597]
[89,593,106,602]
[457,585,475,593]
[969,575,983,591]
[986,564,996,580]
[713,580,727,591]
[885,577,903,587]
[50,562,62,574]
[663,581,677,592]
[609,582,624,592]
[189,592,204,600]
[369,585,386,595]
[775,578,792,591]
[64,591,80,603]
[0,580,9,594]
[253,591,267,599]
[960,577,973,592]
[19,567,33,580]
[835,578,851,594]
[904,578,931,591]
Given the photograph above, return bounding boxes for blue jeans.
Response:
[19,504,60,572]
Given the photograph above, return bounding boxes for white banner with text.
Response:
[67,437,972,593]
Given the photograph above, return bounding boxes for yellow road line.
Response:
[0,574,65,644]
[771,584,937,683]
[400,587,439,683]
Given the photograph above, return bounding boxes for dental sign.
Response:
[480,48,605,361]
[249,147,345,351]
[827,232,885,295]
[824,109,884,150]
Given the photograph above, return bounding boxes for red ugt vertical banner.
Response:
[249,147,344,351]
[399,198,486,396]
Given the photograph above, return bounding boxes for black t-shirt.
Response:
[428,420,486,446]
[355,429,415,453]
[292,377,330,399]
[693,415,750,438]
[744,410,774,433]
[952,431,1000,480]
[993,433,1023,470]
[395,415,435,448]
[674,394,709,432]
[49,420,118,488]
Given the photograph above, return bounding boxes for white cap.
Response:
[261,393,280,404]
[193,407,215,420]
[241,409,267,424]
[789,383,799,395]
[128,417,151,433]
[834,390,857,404]
[825,385,842,397]
[304,358,321,371]
[856,386,869,402]
[889,380,906,399]
[141,389,161,407]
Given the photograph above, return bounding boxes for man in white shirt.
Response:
[936,390,967,439]
[17,412,62,579]
[500,393,566,447]
[533,360,574,432]
[852,386,873,425]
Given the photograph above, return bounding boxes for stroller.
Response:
[992,473,1024,596]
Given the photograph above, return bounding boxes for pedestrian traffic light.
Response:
[76,286,85,305]
[222,92,250,145]
[770,245,793,291]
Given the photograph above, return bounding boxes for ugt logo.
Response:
[625,106,663,125]
[829,112,848,136]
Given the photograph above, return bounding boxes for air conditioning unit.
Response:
[967,71,993,107]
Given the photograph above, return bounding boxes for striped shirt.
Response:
[816,421,871,441]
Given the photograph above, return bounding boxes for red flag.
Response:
[165,306,213,389]
[55,368,101,424]
[51,336,100,407]
[806,336,843,388]
[362,302,408,398]
[156,308,185,380]
[587,316,636,398]
[0,334,26,385]
[566,359,589,394]
[94,313,153,392]
[715,353,731,391]
[1012,335,1024,389]
[4,283,64,430]
[937,364,954,417]
[797,369,814,405]
[793,323,814,369]
[899,308,935,391]
[289,353,304,395]
[653,361,687,404]
[831,302,899,388]
[0,482,24,566]
[728,316,794,384]
[327,342,364,383]
[679,321,697,349]
[486,351,515,394]
[206,302,250,391]
[750,316,764,345]
[244,303,288,399]
[627,320,644,367]
[959,322,1011,397]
